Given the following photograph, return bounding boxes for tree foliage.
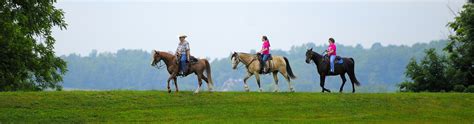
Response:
[401,3,474,92]
[446,3,474,86]
[402,49,450,92]
[0,0,67,91]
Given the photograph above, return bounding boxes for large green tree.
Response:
[400,2,474,92]
[401,49,450,92]
[0,0,67,91]
[446,3,474,86]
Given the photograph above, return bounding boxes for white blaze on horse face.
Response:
[231,57,239,69]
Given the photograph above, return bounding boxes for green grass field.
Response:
[0,91,473,123]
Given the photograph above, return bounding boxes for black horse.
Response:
[305,48,360,93]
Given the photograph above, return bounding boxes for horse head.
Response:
[151,50,162,66]
[305,48,314,64]
[230,52,240,70]
[305,48,322,64]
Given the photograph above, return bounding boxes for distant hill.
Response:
[61,40,448,92]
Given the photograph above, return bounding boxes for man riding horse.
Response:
[176,34,191,76]
[151,34,213,93]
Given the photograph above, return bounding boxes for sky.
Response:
[52,0,467,59]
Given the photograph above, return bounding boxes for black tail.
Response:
[204,60,214,87]
[348,58,360,86]
[283,57,296,79]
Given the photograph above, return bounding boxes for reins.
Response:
[236,54,257,69]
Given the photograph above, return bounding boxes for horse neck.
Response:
[238,53,256,65]
[158,52,176,67]
[312,52,323,66]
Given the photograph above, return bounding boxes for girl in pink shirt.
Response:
[327,38,337,73]
[259,36,271,73]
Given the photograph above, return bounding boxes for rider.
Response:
[327,37,337,73]
[258,35,271,73]
[176,34,190,75]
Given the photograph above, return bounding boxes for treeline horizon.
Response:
[60,40,447,92]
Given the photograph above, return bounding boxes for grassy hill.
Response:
[0,91,473,123]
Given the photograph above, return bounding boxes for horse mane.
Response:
[310,50,323,59]
[155,50,177,62]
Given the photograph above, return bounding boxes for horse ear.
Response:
[309,48,313,51]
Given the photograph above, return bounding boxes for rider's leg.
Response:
[330,55,336,73]
[262,54,269,73]
[180,53,187,74]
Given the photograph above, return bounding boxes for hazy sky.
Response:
[52,0,467,58]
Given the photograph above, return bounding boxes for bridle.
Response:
[233,53,256,70]
[152,56,166,69]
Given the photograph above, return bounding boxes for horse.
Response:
[231,52,296,92]
[150,50,214,93]
[305,48,360,93]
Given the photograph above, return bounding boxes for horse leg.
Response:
[320,75,330,93]
[166,77,172,93]
[254,72,263,92]
[173,77,178,92]
[339,74,347,93]
[202,76,213,92]
[272,72,279,92]
[281,71,294,92]
[352,79,356,93]
[194,74,203,94]
[243,72,253,92]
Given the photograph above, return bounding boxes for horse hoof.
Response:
[167,90,171,93]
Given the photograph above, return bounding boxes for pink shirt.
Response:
[328,43,337,56]
[262,40,270,55]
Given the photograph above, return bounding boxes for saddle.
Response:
[324,55,344,64]
[176,55,199,77]
[189,56,199,64]
[256,53,273,74]
[176,55,199,64]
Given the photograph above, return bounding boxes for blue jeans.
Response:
[330,55,336,72]
[262,54,270,62]
[180,53,187,73]
[261,54,270,71]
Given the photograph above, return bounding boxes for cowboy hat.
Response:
[179,34,187,38]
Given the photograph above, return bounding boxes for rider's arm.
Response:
[260,48,268,53]
[327,49,333,55]
[186,50,190,61]
[186,43,190,61]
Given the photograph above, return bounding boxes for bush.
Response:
[453,85,466,92]
[398,81,415,92]
[465,85,474,93]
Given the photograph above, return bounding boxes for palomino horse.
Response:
[151,50,213,93]
[231,52,296,92]
[305,48,360,93]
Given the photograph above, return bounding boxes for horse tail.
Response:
[204,59,214,86]
[348,58,360,86]
[283,57,296,79]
